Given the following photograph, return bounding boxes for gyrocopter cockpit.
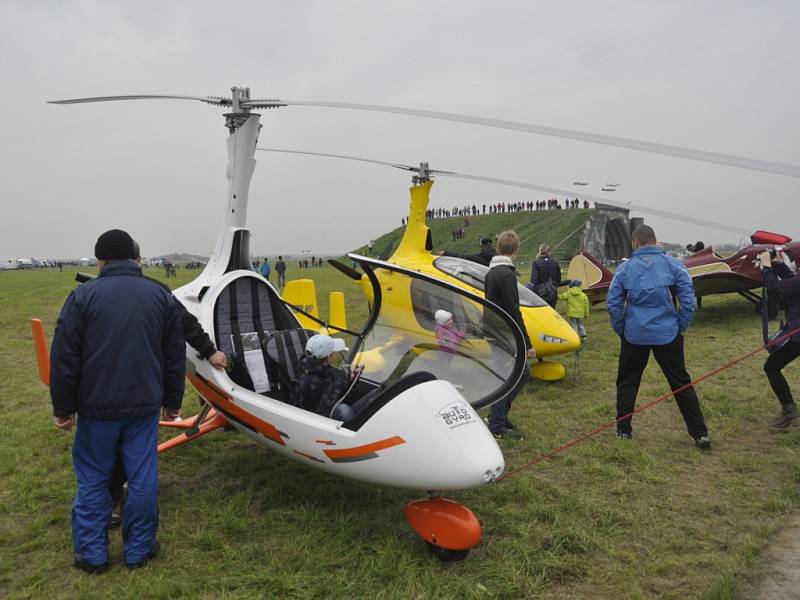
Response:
[211,254,528,427]
[432,256,549,308]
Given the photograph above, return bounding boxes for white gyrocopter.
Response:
[31,87,800,561]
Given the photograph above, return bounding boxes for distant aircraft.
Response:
[600,186,617,192]
[572,181,588,186]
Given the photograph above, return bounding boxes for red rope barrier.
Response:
[495,326,800,483]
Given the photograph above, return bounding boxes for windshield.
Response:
[433,256,548,308]
[351,260,526,410]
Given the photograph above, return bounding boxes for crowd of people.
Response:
[423,198,591,221]
[46,223,798,575]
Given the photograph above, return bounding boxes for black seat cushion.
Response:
[263,329,319,393]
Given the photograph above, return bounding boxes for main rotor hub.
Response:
[412,162,431,186]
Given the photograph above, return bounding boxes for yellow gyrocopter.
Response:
[263,150,581,381]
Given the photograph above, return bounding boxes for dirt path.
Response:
[752,513,800,599]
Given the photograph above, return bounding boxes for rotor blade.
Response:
[327,259,363,281]
[257,148,458,176]
[48,94,231,106]
[252,100,800,178]
[439,171,751,235]
[258,148,409,171]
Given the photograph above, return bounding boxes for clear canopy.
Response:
[351,259,527,410]
[433,256,548,308]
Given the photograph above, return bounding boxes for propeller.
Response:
[48,88,800,178]
[327,258,363,281]
[257,147,752,235]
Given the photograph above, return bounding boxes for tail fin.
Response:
[282,279,321,331]
[329,291,348,332]
[567,252,613,304]
[30,319,50,386]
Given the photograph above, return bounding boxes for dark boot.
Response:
[770,403,799,430]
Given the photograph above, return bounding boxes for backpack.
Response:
[535,280,557,304]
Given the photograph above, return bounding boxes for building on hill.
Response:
[578,203,644,261]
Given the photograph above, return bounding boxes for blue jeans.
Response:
[488,365,530,433]
[332,395,372,421]
[72,415,160,566]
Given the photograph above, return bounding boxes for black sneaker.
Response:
[694,436,712,450]
[74,556,109,575]
[616,431,633,440]
[770,412,799,430]
[126,540,160,570]
[492,428,525,441]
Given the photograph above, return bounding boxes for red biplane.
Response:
[568,230,798,311]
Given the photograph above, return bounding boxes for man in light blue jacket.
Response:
[607,225,711,449]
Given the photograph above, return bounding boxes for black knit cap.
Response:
[94,229,136,260]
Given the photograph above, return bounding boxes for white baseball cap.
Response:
[434,309,454,326]
[305,334,348,359]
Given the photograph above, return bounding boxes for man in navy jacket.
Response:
[760,249,800,428]
[50,229,185,573]
[607,225,711,448]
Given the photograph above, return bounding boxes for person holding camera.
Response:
[760,249,800,429]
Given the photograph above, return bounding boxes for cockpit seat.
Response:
[213,275,297,392]
[263,328,319,397]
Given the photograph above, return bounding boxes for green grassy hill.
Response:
[352,209,592,265]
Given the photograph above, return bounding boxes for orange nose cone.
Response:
[404,497,482,550]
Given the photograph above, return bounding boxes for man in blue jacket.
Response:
[50,229,185,573]
[607,225,711,449]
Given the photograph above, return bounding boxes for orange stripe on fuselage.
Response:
[186,374,285,446]
[323,436,405,460]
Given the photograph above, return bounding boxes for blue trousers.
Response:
[72,415,160,565]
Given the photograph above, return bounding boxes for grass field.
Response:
[1,264,798,599]
[351,209,592,265]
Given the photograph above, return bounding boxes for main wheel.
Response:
[426,542,470,562]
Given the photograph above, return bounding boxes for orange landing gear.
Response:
[404,497,481,562]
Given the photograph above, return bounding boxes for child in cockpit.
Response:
[435,310,466,354]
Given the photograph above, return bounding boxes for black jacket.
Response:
[50,260,185,419]
[290,356,350,417]
[485,262,532,349]
[146,276,216,359]
[764,263,800,342]
[530,255,562,287]
[443,246,497,267]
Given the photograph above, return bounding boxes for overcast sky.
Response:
[1,0,798,259]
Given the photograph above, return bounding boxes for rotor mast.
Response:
[202,87,262,279]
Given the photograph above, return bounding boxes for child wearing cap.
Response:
[290,334,366,421]
[559,280,590,339]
